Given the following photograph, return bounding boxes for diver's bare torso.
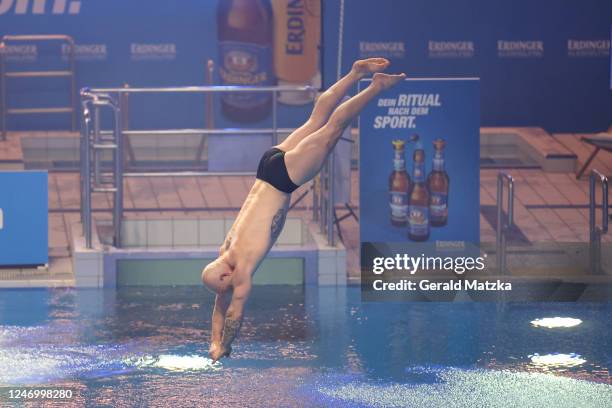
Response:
[220,179,291,276]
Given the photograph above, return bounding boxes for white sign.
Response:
[0,208,3,230]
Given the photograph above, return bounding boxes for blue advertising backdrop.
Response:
[323,0,612,132]
[359,78,480,244]
[0,0,610,132]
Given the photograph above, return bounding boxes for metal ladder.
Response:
[0,34,77,140]
[589,169,609,274]
[80,89,124,248]
[497,172,515,274]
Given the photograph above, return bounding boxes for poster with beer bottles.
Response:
[217,0,322,123]
[359,78,480,246]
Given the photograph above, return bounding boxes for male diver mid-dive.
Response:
[202,58,405,361]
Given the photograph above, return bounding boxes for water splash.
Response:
[132,354,222,372]
[531,317,582,329]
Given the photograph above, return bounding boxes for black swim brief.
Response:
[256,147,299,194]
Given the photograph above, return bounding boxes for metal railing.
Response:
[79,84,340,249]
[1,34,77,140]
[80,89,123,248]
[589,169,609,274]
[496,172,514,274]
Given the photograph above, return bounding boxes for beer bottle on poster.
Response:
[389,140,411,226]
[272,0,321,105]
[217,0,274,122]
[408,142,430,241]
[427,139,449,227]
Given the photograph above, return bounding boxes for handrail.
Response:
[99,128,298,136]
[80,99,92,246]
[590,169,609,234]
[589,169,609,274]
[89,85,315,93]
[496,172,514,274]
[122,171,256,178]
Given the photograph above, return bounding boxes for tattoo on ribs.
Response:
[270,209,287,242]
[221,318,242,351]
[224,235,232,250]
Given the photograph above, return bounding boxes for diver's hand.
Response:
[209,342,231,362]
[209,342,223,361]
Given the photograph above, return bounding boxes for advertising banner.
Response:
[359,78,481,301]
[359,78,480,244]
[0,171,48,266]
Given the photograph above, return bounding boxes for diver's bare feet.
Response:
[352,58,390,78]
[372,72,406,91]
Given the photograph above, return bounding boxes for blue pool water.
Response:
[0,286,611,407]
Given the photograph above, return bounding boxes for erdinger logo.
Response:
[225,50,257,73]
[359,41,405,59]
[567,39,610,57]
[428,41,475,58]
[61,43,107,61]
[1,44,37,62]
[497,40,544,58]
[130,43,176,61]
[0,0,81,15]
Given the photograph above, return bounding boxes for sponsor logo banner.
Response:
[61,43,108,61]
[497,40,544,58]
[130,43,177,61]
[359,41,406,59]
[428,41,475,58]
[567,39,610,57]
[0,44,37,62]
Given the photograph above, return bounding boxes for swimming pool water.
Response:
[0,286,611,407]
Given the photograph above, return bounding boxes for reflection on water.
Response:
[529,353,587,369]
[531,317,582,328]
[0,286,610,406]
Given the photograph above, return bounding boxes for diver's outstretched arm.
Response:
[210,278,252,361]
[210,294,230,342]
